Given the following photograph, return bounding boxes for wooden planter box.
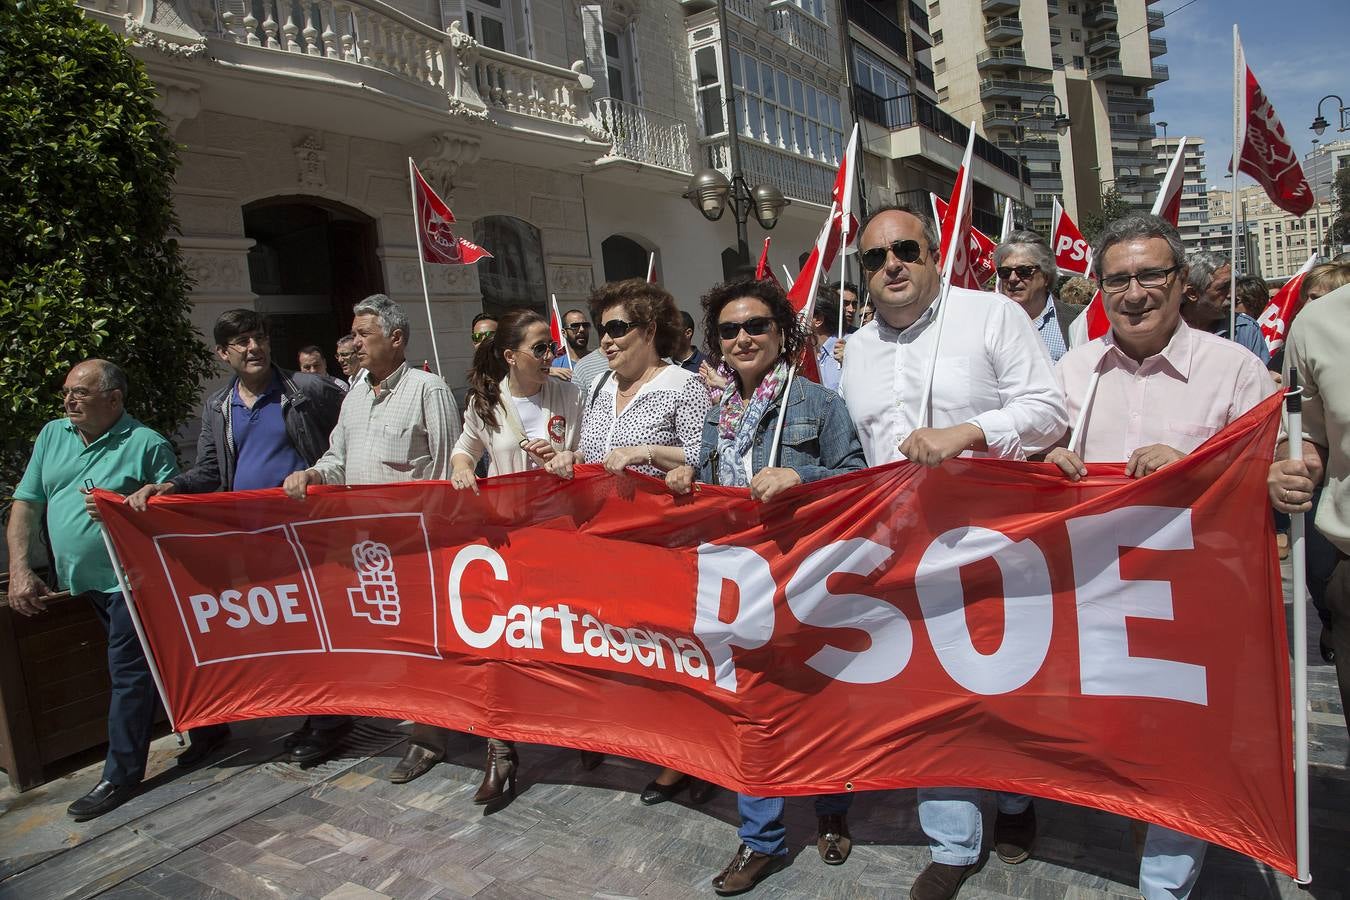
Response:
[0,576,114,792]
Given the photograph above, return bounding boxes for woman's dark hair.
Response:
[467,308,547,430]
[699,278,805,365]
[587,279,683,357]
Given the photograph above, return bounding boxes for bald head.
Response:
[63,359,127,439]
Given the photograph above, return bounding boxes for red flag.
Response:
[933,195,996,289]
[786,127,859,315]
[549,295,572,369]
[410,160,493,265]
[755,237,782,288]
[1151,138,1189,226]
[1051,198,1092,276]
[934,128,977,293]
[830,125,861,245]
[1234,35,1313,216]
[1257,252,1317,353]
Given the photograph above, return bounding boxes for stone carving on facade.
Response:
[183,253,247,293]
[390,259,479,295]
[445,21,489,119]
[155,78,202,135]
[124,17,208,58]
[420,133,482,198]
[547,264,595,295]
[293,135,327,189]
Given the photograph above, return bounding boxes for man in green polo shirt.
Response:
[7,359,179,821]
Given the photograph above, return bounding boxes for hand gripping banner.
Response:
[96,394,1294,875]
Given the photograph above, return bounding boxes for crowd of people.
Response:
[6,205,1349,900]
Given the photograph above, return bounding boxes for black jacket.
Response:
[170,366,344,493]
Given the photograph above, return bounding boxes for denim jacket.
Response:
[695,377,866,486]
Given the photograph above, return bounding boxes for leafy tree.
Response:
[1079,188,1134,246]
[0,0,212,497]
[1328,168,1350,255]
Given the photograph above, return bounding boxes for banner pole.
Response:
[1285,369,1311,885]
[408,158,445,379]
[836,233,848,339]
[100,522,178,734]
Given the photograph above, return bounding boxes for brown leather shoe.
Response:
[993,805,1036,864]
[816,813,851,865]
[473,739,518,805]
[389,742,443,784]
[909,861,977,900]
[711,844,787,896]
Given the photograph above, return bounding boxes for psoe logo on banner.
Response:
[154,525,328,666]
[347,540,401,625]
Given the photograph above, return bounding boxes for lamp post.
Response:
[1310,94,1349,135]
[1156,120,1169,142]
[1009,92,1071,230]
[682,170,790,271]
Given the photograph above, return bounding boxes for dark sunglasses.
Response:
[860,239,924,271]
[471,330,496,344]
[524,341,561,360]
[716,317,776,341]
[564,322,591,332]
[997,264,1040,281]
[599,319,637,340]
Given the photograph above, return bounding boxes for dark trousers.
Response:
[1323,551,1350,726]
[88,590,158,786]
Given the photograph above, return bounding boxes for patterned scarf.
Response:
[716,361,788,488]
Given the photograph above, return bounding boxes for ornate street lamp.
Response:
[1310,94,1348,135]
[683,169,790,268]
[1009,93,1072,229]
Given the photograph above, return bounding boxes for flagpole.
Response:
[1286,368,1311,885]
[1066,369,1100,457]
[1230,27,1240,342]
[836,232,849,339]
[551,293,575,365]
[101,526,178,734]
[646,252,656,283]
[408,157,445,379]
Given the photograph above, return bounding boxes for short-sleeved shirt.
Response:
[578,364,710,477]
[14,414,178,594]
[230,373,309,491]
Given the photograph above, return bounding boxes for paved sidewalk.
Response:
[1,583,1345,899]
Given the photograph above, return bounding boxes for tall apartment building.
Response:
[1304,137,1350,204]
[843,0,1027,235]
[1213,185,1339,280]
[1150,136,1207,250]
[927,0,1168,231]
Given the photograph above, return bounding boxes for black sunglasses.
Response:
[525,341,560,360]
[860,239,924,271]
[997,264,1040,281]
[564,322,591,332]
[599,319,637,340]
[717,317,776,341]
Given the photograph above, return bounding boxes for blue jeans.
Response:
[738,792,853,856]
[917,788,1031,865]
[1140,825,1207,899]
[88,590,158,786]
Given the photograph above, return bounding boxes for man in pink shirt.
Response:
[1047,213,1275,900]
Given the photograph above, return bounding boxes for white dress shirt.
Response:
[840,285,1067,466]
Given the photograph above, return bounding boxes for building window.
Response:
[733,48,843,162]
[693,46,724,136]
[1070,29,1081,41]
[929,1,940,13]
[933,29,943,45]
[934,58,946,74]
[1072,55,1083,68]
[604,28,635,102]
[792,0,825,21]
[466,0,514,52]
[473,216,547,315]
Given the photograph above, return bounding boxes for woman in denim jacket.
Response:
[666,277,866,896]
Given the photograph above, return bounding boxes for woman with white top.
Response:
[450,308,583,806]
[544,278,713,804]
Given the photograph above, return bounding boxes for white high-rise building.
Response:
[1151,136,1207,251]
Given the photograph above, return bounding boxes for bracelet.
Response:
[646,444,654,467]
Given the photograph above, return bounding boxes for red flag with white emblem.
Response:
[410,160,492,266]
[1051,197,1108,341]
[1257,252,1317,354]
[1152,138,1189,226]
[933,195,996,289]
[1233,33,1313,216]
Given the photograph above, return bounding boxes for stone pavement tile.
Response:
[97,885,160,900]
[130,866,237,900]
[241,849,347,897]
[253,832,349,866]
[223,819,286,848]
[317,882,389,900]
[159,846,292,900]
[423,857,498,896]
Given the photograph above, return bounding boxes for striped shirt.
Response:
[311,362,460,485]
[1031,295,1069,363]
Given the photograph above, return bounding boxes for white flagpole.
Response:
[1285,369,1311,885]
[408,157,445,379]
[836,233,849,339]
[551,293,575,364]
[769,202,838,467]
[646,251,656,283]
[1230,28,1241,342]
[1000,196,1014,242]
[782,264,795,286]
[101,526,178,734]
[1066,369,1100,457]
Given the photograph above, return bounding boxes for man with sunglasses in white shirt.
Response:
[839,204,1067,900]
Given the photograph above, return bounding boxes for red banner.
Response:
[934,196,996,289]
[97,395,1294,876]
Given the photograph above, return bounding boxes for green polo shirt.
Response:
[14,413,177,595]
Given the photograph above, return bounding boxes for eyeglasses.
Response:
[226,333,268,351]
[598,319,637,340]
[336,351,356,361]
[472,330,496,344]
[1099,264,1183,294]
[997,264,1040,281]
[860,239,924,271]
[525,341,561,360]
[564,322,591,332]
[716,317,776,341]
[60,387,112,401]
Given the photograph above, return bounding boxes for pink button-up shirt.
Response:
[1055,321,1276,462]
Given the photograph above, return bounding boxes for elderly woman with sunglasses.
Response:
[665,278,866,897]
[544,278,713,801]
[449,309,583,806]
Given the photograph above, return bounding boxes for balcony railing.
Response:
[1149,37,1167,56]
[1147,9,1164,29]
[976,48,1027,69]
[853,87,1028,184]
[1152,63,1169,81]
[982,0,1020,14]
[1086,31,1120,56]
[1088,59,1124,79]
[908,0,929,32]
[701,136,835,206]
[594,97,692,173]
[767,1,830,63]
[984,15,1023,43]
[1083,2,1117,28]
[915,59,935,89]
[473,45,598,127]
[979,78,1054,100]
[726,0,757,24]
[846,0,906,58]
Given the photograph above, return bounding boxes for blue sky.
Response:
[1151,0,1343,190]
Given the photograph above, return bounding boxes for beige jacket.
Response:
[452,376,583,475]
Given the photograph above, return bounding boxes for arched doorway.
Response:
[242,198,383,375]
[602,234,652,282]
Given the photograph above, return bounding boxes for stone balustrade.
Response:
[594,97,692,173]
[472,45,595,127]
